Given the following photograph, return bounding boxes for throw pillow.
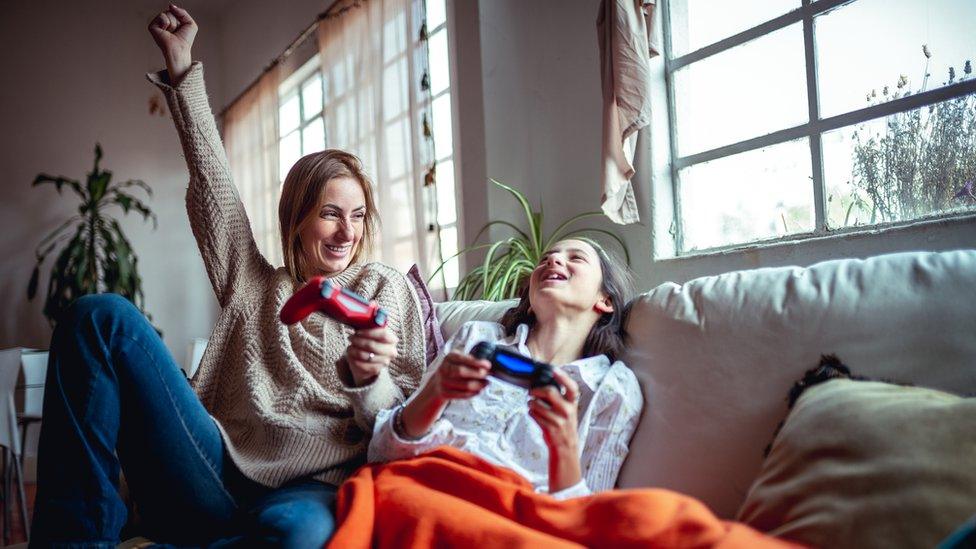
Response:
[406,264,444,365]
[737,361,976,549]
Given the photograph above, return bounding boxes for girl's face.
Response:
[299,176,366,278]
[528,239,613,319]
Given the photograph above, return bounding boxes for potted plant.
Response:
[27,143,159,329]
[431,179,630,301]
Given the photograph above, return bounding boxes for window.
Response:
[664,0,976,254]
[268,0,460,288]
[279,59,326,183]
[425,0,461,289]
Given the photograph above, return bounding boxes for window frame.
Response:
[661,0,976,256]
[278,55,325,179]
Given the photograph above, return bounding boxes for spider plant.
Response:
[27,143,158,328]
[431,179,630,301]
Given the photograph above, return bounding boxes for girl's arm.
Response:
[576,362,644,492]
[367,321,498,463]
[147,6,271,307]
[529,368,585,494]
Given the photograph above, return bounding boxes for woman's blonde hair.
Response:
[278,150,379,282]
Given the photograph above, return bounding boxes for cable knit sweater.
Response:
[147,62,426,488]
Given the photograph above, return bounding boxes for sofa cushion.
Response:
[616,250,976,517]
[434,299,517,341]
[736,377,976,549]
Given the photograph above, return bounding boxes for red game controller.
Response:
[280,276,388,329]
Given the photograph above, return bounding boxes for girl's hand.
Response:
[529,368,583,493]
[397,351,489,439]
[427,352,491,402]
[346,324,398,386]
[148,4,197,83]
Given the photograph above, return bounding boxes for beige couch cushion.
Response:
[737,378,976,548]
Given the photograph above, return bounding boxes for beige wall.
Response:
[0,0,328,364]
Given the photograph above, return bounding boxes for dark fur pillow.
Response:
[763,354,909,457]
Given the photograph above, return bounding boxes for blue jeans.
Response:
[29,294,337,548]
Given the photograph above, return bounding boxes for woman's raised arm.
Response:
[147,5,271,306]
[148,4,196,85]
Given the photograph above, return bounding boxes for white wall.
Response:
[466,0,975,292]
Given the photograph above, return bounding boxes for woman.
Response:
[29,5,426,548]
[331,239,798,548]
[367,237,641,497]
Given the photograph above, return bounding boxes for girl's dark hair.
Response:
[499,238,635,362]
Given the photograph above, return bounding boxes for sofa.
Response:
[434,249,976,542]
[18,250,974,548]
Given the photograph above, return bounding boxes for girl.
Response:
[29,5,426,547]
[331,239,799,548]
[369,237,642,498]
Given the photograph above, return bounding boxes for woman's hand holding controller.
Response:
[346,326,398,386]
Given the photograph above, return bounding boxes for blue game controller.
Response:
[470,341,560,390]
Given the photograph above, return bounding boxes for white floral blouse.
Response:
[368,320,644,500]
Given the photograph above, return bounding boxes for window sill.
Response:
[654,210,976,264]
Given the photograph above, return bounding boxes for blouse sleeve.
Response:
[578,361,644,492]
[367,321,504,463]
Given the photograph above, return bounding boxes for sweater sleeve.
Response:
[147,62,272,307]
[340,264,428,431]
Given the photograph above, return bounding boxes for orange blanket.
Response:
[328,447,801,548]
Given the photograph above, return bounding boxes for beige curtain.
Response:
[223,65,282,266]
[316,0,438,275]
[598,0,659,225]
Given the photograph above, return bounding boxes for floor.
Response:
[1,482,34,546]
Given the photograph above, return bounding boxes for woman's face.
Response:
[528,239,612,319]
[299,176,366,278]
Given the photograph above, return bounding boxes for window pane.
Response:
[383,11,407,64]
[816,0,976,118]
[435,159,457,225]
[302,117,325,155]
[301,74,323,121]
[393,239,418,273]
[279,130,301,182]
[388,180,416,239]
[426,0,446,30]
[679,138,814,252]
[439,225,459,289]
[823,95,976,229]
[384,118,410,180]
[432,93,453,159]
[429,29,450,96]
[674,24,807,156]
[669,0,799,57]
[279,93,300,137]
[383,57,409,120]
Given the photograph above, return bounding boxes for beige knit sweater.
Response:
[147,63,426,488]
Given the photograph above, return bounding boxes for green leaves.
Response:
[433,179,630,301]
[27,143,157,327]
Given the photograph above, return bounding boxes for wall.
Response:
[0,0,225,365]
[467,0,975,292]
[213,0,327,109]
